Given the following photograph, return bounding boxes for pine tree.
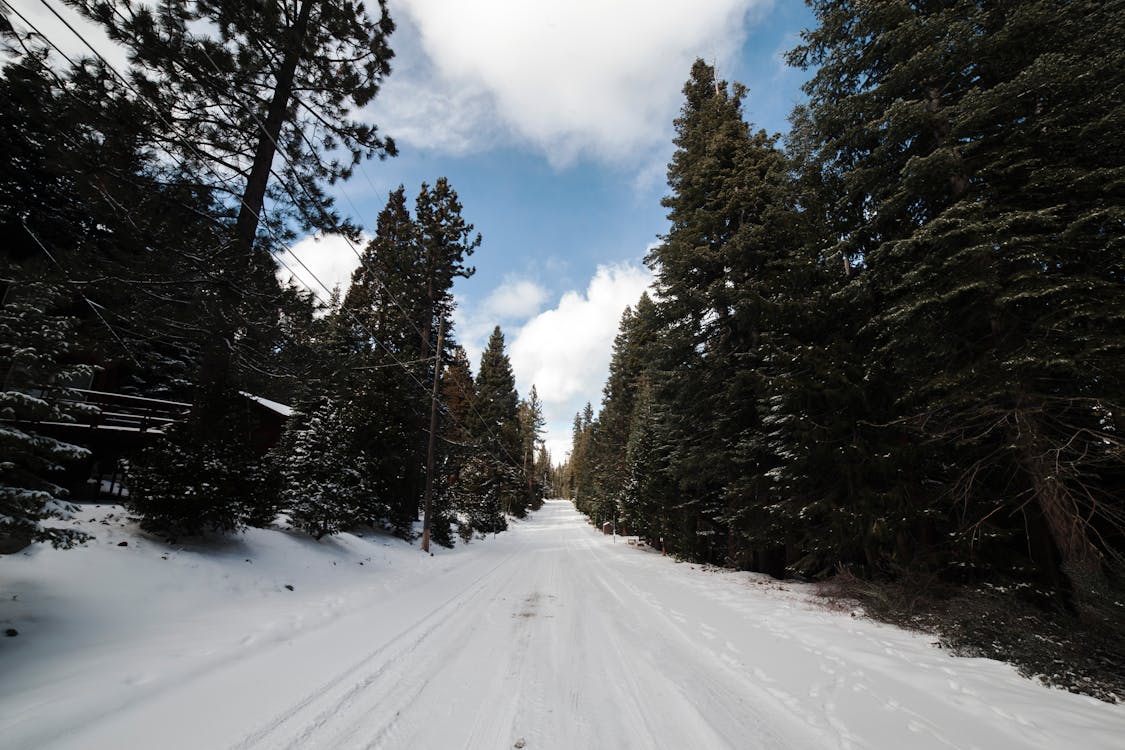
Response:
[586,307,636,524]
[341,188,426,535]
[789,0,1125,601]
[452,339,506,532]
[620,377,671,547]
[585,293,665,532]
[471,326,521,524]
[0,279,92,551]
[456,454,508,534]
[518,385,546,513]
[414,179,479,358]
[642,59,801,566]
[280,399,364,539]
[341,182,482,536]
[344,187,419,354]
[570,403,601,518]
[410,180,480,531]
[70,0,396,251]
[64,3,400,501]
[474,327,520,447]
[533,444,554,499]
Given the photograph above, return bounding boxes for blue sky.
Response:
[11,0,817,460]
[290,0,818,460]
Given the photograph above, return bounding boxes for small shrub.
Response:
[457,521,473,544]
[126,393,279,537]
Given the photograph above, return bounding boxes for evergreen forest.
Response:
[560,0,1125,671]
[1,0,551,552]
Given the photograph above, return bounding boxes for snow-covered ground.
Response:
[2,499,1123,749]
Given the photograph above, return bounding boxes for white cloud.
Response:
[483,278,549,320]
[275,233,366,302]
[376,0,773,165]
[508,263,654,461]
[453,275,549,371]
[368,34,504,156]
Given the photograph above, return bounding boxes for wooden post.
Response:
[421,318,445,553]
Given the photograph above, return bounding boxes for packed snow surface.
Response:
[2,499,1123,749]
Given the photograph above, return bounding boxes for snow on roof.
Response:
[34,422,173,434]
[239,392,294,417]
[73,389,191,408]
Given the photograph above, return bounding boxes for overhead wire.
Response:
[20,220,143,368]
[12,0,532,470]
[3,3,322,391]
[0,5,284,377]
[191,39,529,468]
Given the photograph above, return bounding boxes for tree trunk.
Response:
[197,0,317,402]
[234,0,316,255]
[927,86,969,198]
[1017,410,1106,615]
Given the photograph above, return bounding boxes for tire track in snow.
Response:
[578,534,830,750]
[356,558,530,750]
[228,548,520,750]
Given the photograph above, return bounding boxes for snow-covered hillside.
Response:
[2,500,1123,749]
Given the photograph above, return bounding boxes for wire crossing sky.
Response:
[6,0,817,459]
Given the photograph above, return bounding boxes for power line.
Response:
[9,1,529,472]
[35,0,521,468]
[0,13,292,380]
[191,40,527,469]
[20,220,142,367]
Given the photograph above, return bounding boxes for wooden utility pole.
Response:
[421,318,445,553]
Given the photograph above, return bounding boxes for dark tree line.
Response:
[564,1,1125,618]
[1,1,547,548]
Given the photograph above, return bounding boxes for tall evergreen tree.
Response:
[65,2,400,491]
[341,183,481,535]
[341,187,426,534]
[642,59,801,566]
[587,307,637,524]
[619,377,671,547]
[414,179,479,358]
[518,385,546,513]
[471,326,521,524]
[409,180,479,527]
[344,187,418,353]
[533,444,554,500]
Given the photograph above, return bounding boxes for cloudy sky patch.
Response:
[375,0,774,166]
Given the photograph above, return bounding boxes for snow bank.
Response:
[0,503,463,748]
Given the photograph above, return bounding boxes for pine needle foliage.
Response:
[0,279,93,550]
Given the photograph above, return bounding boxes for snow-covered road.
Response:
[4,499,1123,749]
